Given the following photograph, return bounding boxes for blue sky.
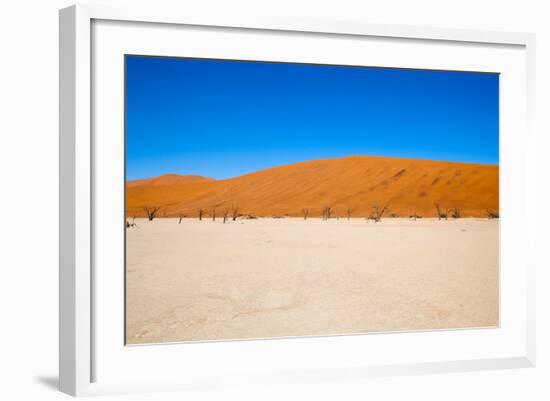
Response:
[126,56,499,180]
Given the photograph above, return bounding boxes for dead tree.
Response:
[232,206,239,221]
[223,209,229,224]
[198,208,203,221]
[143,206,160,221]
[179,215,184,224]
[487,209,499,219]
[126,220,139,229]
[302,208,309,220]
[410,209,420,221]
[451,207,462,219]
[322,206,332,221]
[127,216,138,227]
[372,204,388,222]
[212,208,216,221]
[347,207,353,220]
[434,203,448,220]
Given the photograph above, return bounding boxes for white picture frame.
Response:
[59,4,536,397]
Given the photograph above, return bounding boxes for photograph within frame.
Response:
[124,55,499,345]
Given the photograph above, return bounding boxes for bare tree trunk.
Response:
[434,203,448,220]
[451,207,462,219]
[143,206,160,221]
[126,220,139,228]
[302,208,309,220]
[212,208,216,221]
[223,209,228,224]
[179,216,183,224]
[372,204,388,222]
[232,206,239,221]
[198,208,203,221]
[347,207,353,220]
[322,206,332,220]
[486,209,499,219]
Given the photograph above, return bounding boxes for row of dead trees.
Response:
[434,203,462,220]
[434,203,498,220]
[313,203,497,221]
[130,202,499,227]
[315,204,387,222]
[181,207,240,224]
[141,205,241,224]
[138,204,387,224]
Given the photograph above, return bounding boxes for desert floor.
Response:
[125,217,499,344]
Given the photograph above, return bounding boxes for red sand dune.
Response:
[126,173,214,188]
[126,156,499,218]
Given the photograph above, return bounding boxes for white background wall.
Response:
[0,0,548,399]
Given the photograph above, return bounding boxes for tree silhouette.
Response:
[451,207,462,219]
[372,204,388,222]
[486,209,499,219]
[410,209,420,221]
[434,203,448,220]
[143,206,160,221]
[126,217,139,228]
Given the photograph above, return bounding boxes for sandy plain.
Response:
[125,217,499,344]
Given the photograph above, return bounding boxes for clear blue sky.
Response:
[126,55,499,180]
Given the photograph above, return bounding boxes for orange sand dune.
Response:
[126,173,214,188]
[126,156,498,218]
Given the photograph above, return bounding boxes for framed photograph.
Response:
[59,4,536,396]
